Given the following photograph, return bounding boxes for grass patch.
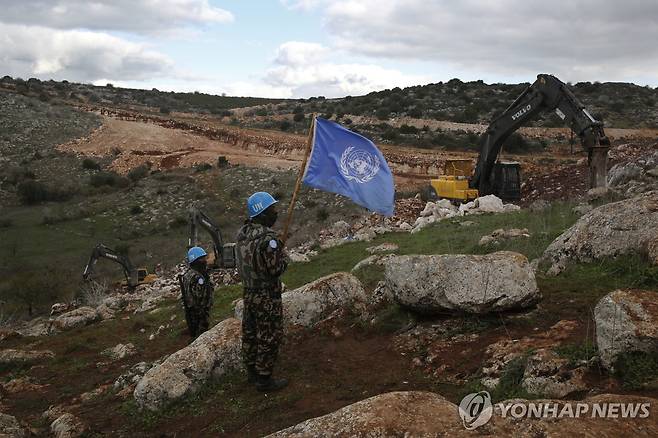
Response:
[614,351,658,390]
[555,341,597,366]
[369,303,414,333]
[490,354,535,402]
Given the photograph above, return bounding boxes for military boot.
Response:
[247,365,258,383]
[255,374,288,392]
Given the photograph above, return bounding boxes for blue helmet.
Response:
[247,192,278,218]
[187,246,207,263]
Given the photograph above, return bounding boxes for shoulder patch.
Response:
[269,239,278,249]
[198,277,205,285]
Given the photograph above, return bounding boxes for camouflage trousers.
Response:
[183,304,210,339]
[241,287,283,375]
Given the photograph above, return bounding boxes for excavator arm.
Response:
[471,74,610,196]
[188,208,236,269]
[82,244,139,288]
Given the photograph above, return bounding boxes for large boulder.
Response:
[134,318,242,411]
[267,391,658,437]
[0,349,55,364]
[594,289,658,370]
[385,252,539,314]
[541,191,658,275]
[52,306,100,331]
[234,273,368,329]
[0,413,28,437]
[267,391,466,437]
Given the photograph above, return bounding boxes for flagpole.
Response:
[281,113,316,243]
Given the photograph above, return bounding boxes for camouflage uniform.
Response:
[236,221,288,376]
[180,268,214,338]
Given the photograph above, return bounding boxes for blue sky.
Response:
[1,1,657,98]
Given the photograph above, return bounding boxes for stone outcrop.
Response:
[479,228,530,246]
[0,348,55,364]
[594,289,658,370]
[267,391,658,437]
[134,318,242,411]
[51,306,100,331]
[385,252,539,314]
[521,349,588,398]
[0,413,28,437]
[541,191,658,275]
[235,273,368,329]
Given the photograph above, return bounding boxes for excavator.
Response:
[82,244,157,288]
[430,74,610,202]
[188,208,236,269]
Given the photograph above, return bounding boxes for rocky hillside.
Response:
[0,187,656,436]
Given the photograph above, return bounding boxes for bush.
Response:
[217,156,230,168]
[168,215,187,228]
[293,112,305,123]
[90,171,130,188]
[82,158,101,170]
[17,180,49,204]
[4,166,35,185]
[127,165,150,182]
[316,208,329,222]
[159,107,171,114]
[0,218,12,228]
[129,205,143,215]
[279,120,292,131]
[194,162,212,172]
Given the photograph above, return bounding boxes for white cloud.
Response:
[279,0,325,11]
[264,41,431,97]
[0,24,173,82]
[321,0,658,84]
[0,0,233,34]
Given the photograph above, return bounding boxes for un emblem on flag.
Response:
[339,146,380,184]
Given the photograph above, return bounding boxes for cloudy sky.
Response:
[1,0,657,98]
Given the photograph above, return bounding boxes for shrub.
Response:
[293,112,305,122]
[130,205,143,215]
[194,162,212,172]
[0,218,13,228]
[279,120,292,131]
[159,107,171,114]
[90,172,130,188]
[17,180,48,204]
[316,208,329,222]
[168,215,187,228]
[82,158,101,170]
[127,165,150,182]
[217,156,230,168]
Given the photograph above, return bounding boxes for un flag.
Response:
[302,117,395,216]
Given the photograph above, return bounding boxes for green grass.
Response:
[614,352,658,390]
[555,341,598,366]
[282,202,578,290]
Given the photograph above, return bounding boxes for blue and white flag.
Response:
[302,117,395,216]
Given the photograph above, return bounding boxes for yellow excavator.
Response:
[428,74,610,202]
[82,243,157,288]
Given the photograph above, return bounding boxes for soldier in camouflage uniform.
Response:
[236,192,289,392]
[179,246,214,339]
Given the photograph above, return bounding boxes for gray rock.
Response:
[529,199,550,212]
[267,391,658,437]
[234,272,368,328]
[572,203,593,215]
[134,318,242,411]
[101,343,137,361]
[521,349,588,398]
[366,243,399,254]
[0,412,28,437]
[0,349,55,364]
[594,289,658,370]
[541,191,658,275]
[385,251,539,314]
[50,413,86,438]
[608,162,643,186]
[52,306,99,330]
